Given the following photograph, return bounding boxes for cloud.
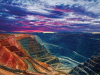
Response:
[0,30,6,32]
[0,0,100,32]
[40,0,100,14]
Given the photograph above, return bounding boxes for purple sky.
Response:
[0,0,100,33]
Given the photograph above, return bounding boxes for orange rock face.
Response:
[0,34,70,75]
[0,44,27,70]
[14,34,34,40]
[0,34,28,57]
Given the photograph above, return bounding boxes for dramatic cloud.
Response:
[0,0,100,32]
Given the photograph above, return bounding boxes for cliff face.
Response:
[0,43,27,70]
[69,53,100,75]
[18,36,60,66]
[0,34,70,75]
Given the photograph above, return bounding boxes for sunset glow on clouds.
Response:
[0,0,100,33]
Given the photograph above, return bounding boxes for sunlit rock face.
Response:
[0,43,27,70]
[0,34,70,75]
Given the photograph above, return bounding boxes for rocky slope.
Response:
[0,33,70,75]
[69,53,100,75]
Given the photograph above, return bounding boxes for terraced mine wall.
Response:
[69,53,100,75]
[18,36,61,68]
[0,34,71,75]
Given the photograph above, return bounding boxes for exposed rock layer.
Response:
[69,53,100,75]
[0,33,70,75]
